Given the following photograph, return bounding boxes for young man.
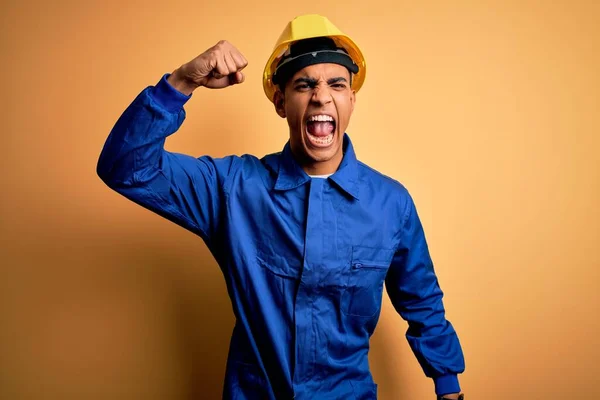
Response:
[97,14,465,400]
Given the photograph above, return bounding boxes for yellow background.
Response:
[1,1,599,399]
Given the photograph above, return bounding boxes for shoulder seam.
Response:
[356,160,407,192]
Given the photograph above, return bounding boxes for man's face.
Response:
[274,63,356,175]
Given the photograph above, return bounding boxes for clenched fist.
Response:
[168,40,248,95]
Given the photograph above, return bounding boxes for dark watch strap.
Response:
[438,395,464,400]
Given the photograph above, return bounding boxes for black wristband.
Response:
[438,395,464,400]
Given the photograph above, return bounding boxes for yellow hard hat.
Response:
[262,14,366,103]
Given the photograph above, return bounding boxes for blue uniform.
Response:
[97,74,465,399]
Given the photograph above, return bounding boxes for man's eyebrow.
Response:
[327,77,348,84]
[293,77,318,85]
[292,77,348,86]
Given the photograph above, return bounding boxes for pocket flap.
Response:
[351,246,395,268]
[257,248,302,279]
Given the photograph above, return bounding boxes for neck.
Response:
[300,152,342,176]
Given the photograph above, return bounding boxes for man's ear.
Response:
[350,89,356,114]
[348,72,356,114]
[274,90,286,118]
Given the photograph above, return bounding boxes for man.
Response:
[97,14,465,400]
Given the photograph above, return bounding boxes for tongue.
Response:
[307,121,334,136]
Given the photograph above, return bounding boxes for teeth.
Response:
[308,115,334,122]
[308,132,334,145]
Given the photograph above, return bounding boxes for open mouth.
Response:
[306,114,336,147]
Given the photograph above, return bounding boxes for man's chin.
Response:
[303,143,342,164]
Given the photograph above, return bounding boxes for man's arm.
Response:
[385,193,465,397]
[96,41,248,243]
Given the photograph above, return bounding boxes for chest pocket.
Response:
[342,246,395,318]
[256,247,302,279]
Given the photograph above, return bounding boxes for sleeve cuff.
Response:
[434,374,461,396]
[149,73,192,112]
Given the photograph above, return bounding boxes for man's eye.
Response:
[296,84,310,90]
[332,84,346,88]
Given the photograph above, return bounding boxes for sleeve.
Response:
[96,73,239,244]
[384,193,466,396]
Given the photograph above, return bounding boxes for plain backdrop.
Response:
[1,1,599,399]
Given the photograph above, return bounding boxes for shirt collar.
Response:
[274,134,360,200]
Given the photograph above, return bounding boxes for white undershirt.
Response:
[309,174,333,179]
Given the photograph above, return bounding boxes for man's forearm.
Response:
[97,74,189,187]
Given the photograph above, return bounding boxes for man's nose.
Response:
[310,85,333,105]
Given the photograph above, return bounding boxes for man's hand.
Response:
[167,40,248,95]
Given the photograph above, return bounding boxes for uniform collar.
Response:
[274,134,360,200]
